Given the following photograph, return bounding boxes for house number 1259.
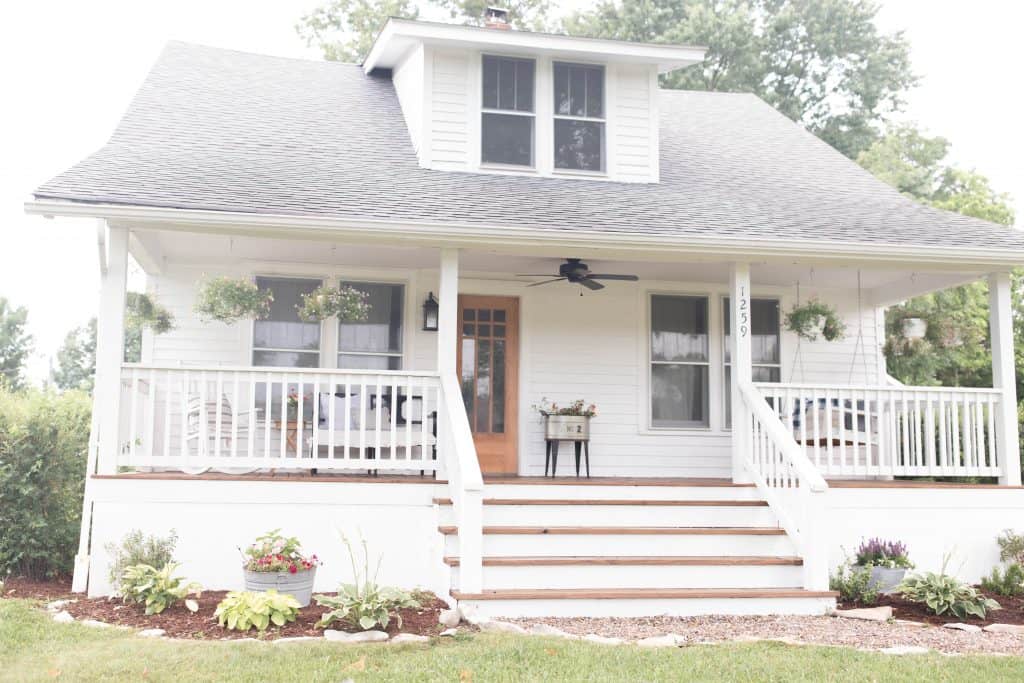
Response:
[738,286,749,338]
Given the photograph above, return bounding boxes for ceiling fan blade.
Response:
[526,278,567,287]
[587,274,639,281]
[516,274,560,277]
[579,278,605,290]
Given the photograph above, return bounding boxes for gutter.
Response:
[24,199,1024,269]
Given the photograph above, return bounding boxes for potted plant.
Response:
[126,292,174,334]
[535,398,597,440]
[853,538,913,593]
[784,298,846,342]
[241,529,320,607]
[194,277,274,324]
[296,284,371,322]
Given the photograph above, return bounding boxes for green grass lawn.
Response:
[3,600,1024,682]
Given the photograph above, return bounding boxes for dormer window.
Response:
[553,62,605,173]
[481,55,535,167]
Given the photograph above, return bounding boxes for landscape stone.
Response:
[45,599,76,612]
[636,634,684,648]
[880,645,930,655]
[439,628,459,637]
[477,620,527,634]
[324,629,390,643]
[271,636,319,644]
[943,623,982,633]
[833,606,893,622]
[894,619,928,628]
[438,609,461,628]
[81,619,113,628]
[527,624,578,639]
[390,633,431,644]
[582,634,626,646]
[458,605,490,626]
[983,623,1024,635]
[137,628,166,638]
[51,611,74,624]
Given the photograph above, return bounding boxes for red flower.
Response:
[289,564,298,574]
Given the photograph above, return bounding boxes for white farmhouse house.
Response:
[27,16,1024,618]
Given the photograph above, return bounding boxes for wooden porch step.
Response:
[433,498,767,507]
[451,588,837,600]
[438,526,785,536]
[444,555,802,567]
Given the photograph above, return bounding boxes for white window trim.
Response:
[480,53,537,170]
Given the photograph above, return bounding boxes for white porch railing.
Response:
[738,382,829,591]
[752,383,1004,479]
[118,364,444,473]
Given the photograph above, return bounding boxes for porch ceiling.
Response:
[142,229,988,304]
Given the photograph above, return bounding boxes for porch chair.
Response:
[185,393,252,463]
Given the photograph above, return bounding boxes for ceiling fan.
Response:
[518,258,639,290]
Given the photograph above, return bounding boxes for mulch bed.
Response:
[840,590,1024,627]
[2,578,448,640]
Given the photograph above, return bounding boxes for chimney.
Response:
[484,6,511,29]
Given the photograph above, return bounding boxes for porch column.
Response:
[437,248,459,375]
[730,263,753,483]
[988,272,1021,486]
[94,224,129,475]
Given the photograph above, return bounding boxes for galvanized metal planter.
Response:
[544,415,591,440]
[855,565,907,594]
[243,567,317,607]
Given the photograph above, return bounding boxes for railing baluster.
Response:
[163,369,172,460]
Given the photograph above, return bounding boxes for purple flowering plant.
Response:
[855,538,913,569]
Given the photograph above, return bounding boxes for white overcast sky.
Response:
[2,0,1022,382]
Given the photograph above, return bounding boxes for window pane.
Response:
[482,56,499,109]
[482,113,533,166]
[493,339,505,433]
[460,338,475,421]
[498,58,515,110]
[252,277,321,362]
[723,298,780,365]
[339,282,403,355]
[652,364,708,428]
[338,354,400,370]
[651,295,708,362]
[515,59,534,112]
[584,66,603,117]
[554,119,604,172]
[554,63,570,115]
[476,339,491,432]
[253,350,319,368]
[483,56,534,112]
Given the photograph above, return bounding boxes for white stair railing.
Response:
[739,382,829,591]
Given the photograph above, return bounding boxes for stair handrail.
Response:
[739,381,829,591]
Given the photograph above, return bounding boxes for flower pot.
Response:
[545,415,590,440]
[243,567,317,607]
[901,317,927,341]
[855,565,906,594]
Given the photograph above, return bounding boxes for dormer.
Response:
[364,17,706,183]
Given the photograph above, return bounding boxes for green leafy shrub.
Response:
[830,562,879,605]
[194,277,273,324]
[897,571,1000,619]
[105,529,178,585]
[997,530,1024,565]
[981,563,1024,597]
[119,563,201,615]
[0,387,91,578]
[215,590,301,631]
[314,534,419,631]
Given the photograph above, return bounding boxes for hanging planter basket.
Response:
[784,298,846,342]
[296,285,371,323]
[194,277,274,325]
[126,292,174,334]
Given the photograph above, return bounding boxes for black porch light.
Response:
[422,292,439,331]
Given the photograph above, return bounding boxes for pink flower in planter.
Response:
[289,564,298,574]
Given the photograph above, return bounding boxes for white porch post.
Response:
[94,225,129,475]
[730,263,752,483]
[989,272,1021,486]
[437,248,459,375]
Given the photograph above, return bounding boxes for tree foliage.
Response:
[564,0,917,158]
[0,298,33,392]
[52,319,97,393]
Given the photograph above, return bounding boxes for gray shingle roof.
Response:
[34,41,1024,253]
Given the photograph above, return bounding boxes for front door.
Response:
[457,295,519,475]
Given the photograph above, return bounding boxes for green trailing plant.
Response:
[296,284,370,323]
[997,530,1024,566]
[785,299,846,342]
[981,563,1024,598]
[119,563,201,615]
[314,534,419,631]
[215,589,301,631]
[125,292,174,334]
[194,277,274,324]
[105,529,178,585]
[897,568,1000,619]
[829,561,879,605]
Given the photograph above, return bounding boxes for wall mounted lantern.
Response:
[423,292,439,331]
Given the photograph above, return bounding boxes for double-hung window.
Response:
[553,62,605,172]
[723,298,781,427]
[252,276,322,368]
[338,281,404,370]
[481,55,535,167]
[650,295,709,428]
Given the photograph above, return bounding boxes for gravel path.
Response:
[510,615,1024,655]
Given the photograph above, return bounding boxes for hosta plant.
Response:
[119,563,201,615]
[214,589,301,631]
[897,571,1000,619]
[105,528,178,585]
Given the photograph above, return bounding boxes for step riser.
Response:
[481,484,761,502]
[451,564,803,590]
[438,506,777,528]
[446,534,797,557]
[457,597,835,618]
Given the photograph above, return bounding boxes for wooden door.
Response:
[457,295,519,474]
